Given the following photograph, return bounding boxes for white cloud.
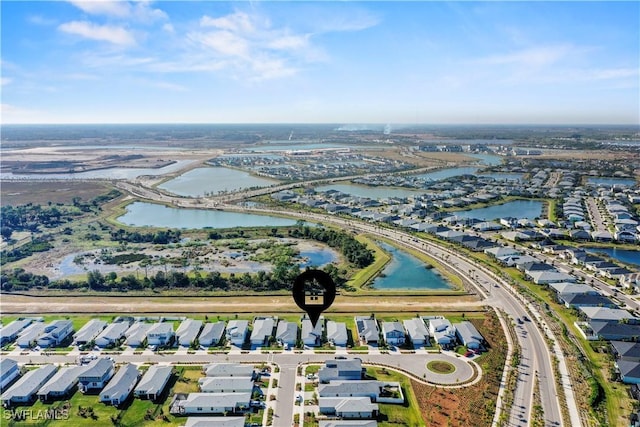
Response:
[59,21,136,46]
[267,34,309,51]
[478,44,573,67]
[189,30,250,57]
[68,1,131,18]
[162,23,175,33]
[200,12,258,33]
[1,77,12,86]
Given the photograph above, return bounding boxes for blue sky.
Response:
[2,1,638,125]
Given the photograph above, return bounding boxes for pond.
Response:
[587,177,636,187]
[298,248,339,268]
[371,242,453,290]
[586,247,640,269]
[316,183,424,199]
[0,160,194,180]
[413,167,479,181]
[157,167,278,196]
[453,200,543,220]
[466,153,503,166]
[117,202,299,229]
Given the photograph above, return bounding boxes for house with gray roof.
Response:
[203,363,254,378]
[381,321,405,346]
[198,376,254,393]
[403,318,430,347]
[611,341,640,362]
[319,381,384,400]
[146,322,175,347]
[0,359,20,391]
[226,320,249,347]
[318,358,363,383]
[275,320,298,347]
[590,322,640,341]
[528,270,576,285]
[134,365,173,401]
[0,319,32,346]
[580,307,638,324]
[78,358,115,392]
[100,363,139,406]
[176,319,203,347]
[74,319,107,346]
[355,317,379,345]
[16,323,46,348]
[1,364,57,407]
[198,322,225,347]
[427,318,456,348]
[250,317,275,347]
[326,321,348,346]
[563,293,616,309]
[36,320,74,348]
[617,360,640,384]
[454,321,484,350]
[37,366,81,402]
[125,322,151,347]
[301,315,324,347]
[319,397,379,419]
[170,392,251,415]
[183,417,246,427]
[95,321,130,348]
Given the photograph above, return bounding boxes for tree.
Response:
[0,227,12,240]
[87,270,105,290]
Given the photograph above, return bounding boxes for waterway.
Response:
[586,247,640,269]
[316,183,424,199]
[452,200,543,220]
[0,160,194,180]
[371,242,453,290]
[158,167,277,197]
[117,202,299,229]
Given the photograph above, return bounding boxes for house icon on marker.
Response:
[305,290,325,306]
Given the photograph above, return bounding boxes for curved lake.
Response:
[316,183,424,199]
[0,160,194,180]
[413,167,479,181]
[299,248,338,268]
[371,242,453,290]
[117,202,299,229]
[158,167,278,196]
[453,200,543,220]
[587,177,636,187]
[586,247,640,268]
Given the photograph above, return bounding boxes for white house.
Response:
[381,321,405,346]
[0,359,20,391]
[176,319,203,347]
[125,322,151,347]
[250,317,275,347]
[74,319,107,346]
[326,321,348,346]
[0,319,32,346]
[1,365,57,407]
[319,397,379,419]
[355,317,379,344]
[454,321,484,350]
[16,323,46,348]
[36,320,74,348]
[198,322,226,347]
[78,358,116,392]
[100,364,140,406]
[134,365,173,401]
[146,323,175,347]
[226,320,249,347]
[203,364,255,378]
[275,321,298,347]
[95,322,130,348]
[427,318,456,348]
[37,366,81,402]
[301,315,324,347]
[170,392,251,415]
[198,377,254,394]
[403,318,430,347]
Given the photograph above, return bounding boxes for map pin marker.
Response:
[292,269,336,328]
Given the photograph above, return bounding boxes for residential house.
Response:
[617,360,640,384]
[0,359,20,391]
[528,270,576,285]
[621,273,640,290]
[1,365,57,407]
[326,321,348,347]
[198,322,225,347]
[301,315,324,347]
[355,317,379,345]
[381,321,405,346]
[74,319,107,346]
[36,320,74,348]
[403,318,430,347]
[611,341,640,362]
[100,364,139,406]
[37,366,81,402]
[563,293,616,309]
[16,323,47,348]
[0,319,32,346]
[198,377,254,394]
[134,365,173,401]
[170,392,251,415]
[484,246,520,258]
[125,322,151,347]
[318,380,403,403]
[318,421,378,427]
[250,317,275,347]
[183,417,246,427]
[580,307,638,324]
[454,321,484,350]
[275,321,298,348]
[95,322,130,348]
[176,319,203,347]
[78,358,116,392]
[226,320,249,347]
[318,359,363,383]
[319,397,379,419]
[203,364,255,379]
[590,322,640,341]
[427,318,456,348]
[146,323,175,347]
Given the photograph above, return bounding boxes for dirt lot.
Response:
[0,293,483,315]
[0,181,114,206]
